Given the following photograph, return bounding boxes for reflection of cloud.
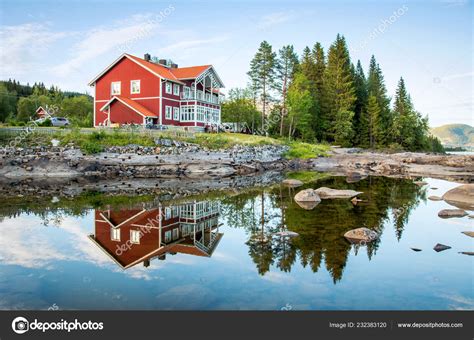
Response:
[440,0,469,7]
[441,294,474,310]
[260,271,295,284]
[0,216,70,268]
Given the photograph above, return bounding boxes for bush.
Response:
[38,119,52,127]
[283,141,330,159]
[82,141,103,154]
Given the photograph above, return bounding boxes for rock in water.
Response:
[282,179,304,187]
[459,252,474,256]
[411,247,422,252]
[344,227,378,244]
[274,231,299,238]
[428,195,443,201]
[461,231,474,238]
[442,184,474,210]
[433,243,451,252]
[438,209,468,218]
[414,181,428,186]
[294,189,321,210]
[315,187,363,199]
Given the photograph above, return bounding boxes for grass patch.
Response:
[283,142,330,159]
[183,132,283,150]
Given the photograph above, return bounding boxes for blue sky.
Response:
[0,0,472,126]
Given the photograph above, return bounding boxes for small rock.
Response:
[461,231,474,238]
[51,139,60,147]
[351,197,362,205]
[411,247,422,252]
[51,196,60,203]
[344,227,378,244]
[458,252,474,256]
[469,215,474,219]
[433,243,451,252]
[282,179,303,187]
[438,209,468,218]
[428,195,443,201]
[414,181,428,186]
[294,189,321,210]
[274,231,299,238]
[431,187,438,190]
[25,166,33,171]
[315,187,363,199]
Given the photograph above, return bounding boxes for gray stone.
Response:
[411,247,422,252]
[428,195,443,201]
[433,243,451,252]
[461,231,474,238]
[344,227,378,244]
[282,179,304,187]
[315,187,363,199]
[438,209,468,218]
[294,189,321,210]
[442,184,474,210]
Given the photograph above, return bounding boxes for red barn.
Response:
[88,53,225,131]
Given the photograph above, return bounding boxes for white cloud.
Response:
[0,23,68,77]
[157,36,228,55]
[257,11,294,30]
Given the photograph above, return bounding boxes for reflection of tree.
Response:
[222,176,425,283]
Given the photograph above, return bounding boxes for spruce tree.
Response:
[352,60,368,146]
[323,34,356,145]
[366,95,381,148]
[311,42,326,140]
[367,55,391,145]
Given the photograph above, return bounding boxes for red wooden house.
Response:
[88,201,222,269]
[88,53,225,131]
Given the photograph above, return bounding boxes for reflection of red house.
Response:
[36,106,51,118]
[88,53,225,130]
[88,201,222,269]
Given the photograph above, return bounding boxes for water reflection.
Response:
[89,201,222,269]
[221,177,427,282]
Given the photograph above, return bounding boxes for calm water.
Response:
[0,175,472,310]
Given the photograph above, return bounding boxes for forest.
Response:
[222,34,444,152]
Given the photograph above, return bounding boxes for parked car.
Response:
[50,117,70,127]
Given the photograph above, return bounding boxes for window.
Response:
[164,230,171,243]
[172,228,179,240]
[111,228,120,241]
[130,80,140,94]
[173,84,180,96]
[180,105,195,122]
[165,82,172,94]
[197,106,205,122]
[165,106,172,120]
[130,230,141,244]
[165,207,171,219]
[205,93,211,102]
[111,81,121,95]
[173,107,180,121]
[183,86,191,99]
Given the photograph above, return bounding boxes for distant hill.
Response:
[430,124,474,150]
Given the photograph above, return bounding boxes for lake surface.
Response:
[0,175,472,310]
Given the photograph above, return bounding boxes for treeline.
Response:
[222,34,444,152]
[0,79,93,127]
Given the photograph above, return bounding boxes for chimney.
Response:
[158,59,167,66]
[144,53,151,61]
[171,63,178,68]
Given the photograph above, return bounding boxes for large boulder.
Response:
[433,243,451,252]
[294,189,321,210]
[282,179,304,187]
[344,227,378,244]
[442,184,474,210]
[315,187,363,199]
[438,209,468,218]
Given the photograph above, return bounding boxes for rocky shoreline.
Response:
[0,141,472,198]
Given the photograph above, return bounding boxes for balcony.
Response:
[180,91,224,105]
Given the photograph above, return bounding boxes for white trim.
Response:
[173,83,180,96]
[111,228,121,241]
[93,85,96,127]
[111,81,121,95]
[130,96,160,100]
[173,107,180,121]
[165,82,172,94]
[165,105,172,120]
[100,97,157,119]
[159,79,163,126]
[95,99,109,103]
[130,79,140,94]
[130,230,141,244]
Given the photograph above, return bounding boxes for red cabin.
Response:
[88,53,225,131]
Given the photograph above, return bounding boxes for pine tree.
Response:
[323,34,356,145]
[365,95,381,148]
[276,45,299,136]
[367,55,391,145]
[247,41,277,129]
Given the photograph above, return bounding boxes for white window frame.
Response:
[173,107,180,121]
[164,230,172,243]
[130,80,140,94]
[165,106,172,120]
[165,82,172,94]
[172,228,179,240]
[130,230,141,244]
[111,81,121,95]
[111,228,121,241]
[173,84,180,96]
